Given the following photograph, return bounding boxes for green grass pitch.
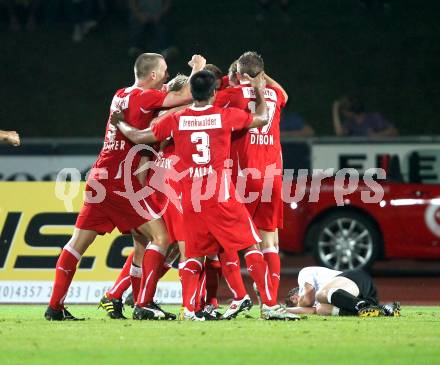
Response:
[1,305,440,365]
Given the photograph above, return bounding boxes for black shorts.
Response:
[337,270,378,304]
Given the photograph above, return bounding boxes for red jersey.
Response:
[91,86,167,187]
[214,83,286,175]
[151,105,252,211]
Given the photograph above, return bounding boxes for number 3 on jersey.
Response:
[191,131,211,164]
[248,100,276,134]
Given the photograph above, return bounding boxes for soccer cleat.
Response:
[44,306,84,321]
[194,305,222,321]
[181,308,206,321]
[149,302,177,320]
[132,302,176,320]
[261,304,301,321]
[133,304,166,320]
[381,302,401,317]
[62,307,85,320]
[221,294,253,320]
[98,294,127,319]
[201,304,222,320]
[358,305,382,317]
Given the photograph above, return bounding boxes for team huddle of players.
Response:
[44,50,296,321]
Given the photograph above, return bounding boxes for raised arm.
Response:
[246,73,269,129]
[110,112,158,145]
[264,73,288,103]
[161,55,206,108]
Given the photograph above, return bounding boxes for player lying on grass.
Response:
[285,266,400,317]
[0,130,20,146]
[111,70,300,320]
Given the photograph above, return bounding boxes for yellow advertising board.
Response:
[0,182,180,303]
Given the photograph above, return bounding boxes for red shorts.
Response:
[183,199,262,258]
[164,200,185,242]
[235,175,283,231]
[150,189,185,243]
[75,183,160,234]
[148,175,185,242]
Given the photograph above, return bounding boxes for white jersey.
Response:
[297,266,342,298]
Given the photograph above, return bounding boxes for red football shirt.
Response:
[91,86,167,187]
[151,105,252,211]
[214,83,286,176]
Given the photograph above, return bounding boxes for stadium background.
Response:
[1,0,439,136]
[1,0,440,306]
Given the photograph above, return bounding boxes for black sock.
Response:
[329,289,365,314]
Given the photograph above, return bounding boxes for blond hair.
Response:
[167,74,188,92]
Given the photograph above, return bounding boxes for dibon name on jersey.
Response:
[250,133,274,145]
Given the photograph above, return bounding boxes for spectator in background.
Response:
[5,0,40,31]
[280,111,315,137]
[128,0,176,58]
[332,95,398,137]
[70,0,102,43]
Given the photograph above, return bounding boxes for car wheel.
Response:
[309,211,381,270]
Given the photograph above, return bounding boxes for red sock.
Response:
[137,246,165,307]
[107,251,133,300]
[245,249,277,306]
[130,264,142,303]
[205,257,221,308]
[49,247,80,310]
[219,251,247,301]
[180,259,203,312]
[263,249,281,302]
[195,268,206,311]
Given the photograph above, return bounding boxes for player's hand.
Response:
[110,110,124,126]
[244,72,266,89]
[332,100,340,111]
[188,55,206,70]
[5,131,21,146]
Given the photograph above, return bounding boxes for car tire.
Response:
[307,210,381,271]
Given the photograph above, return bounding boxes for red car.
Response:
[278,176,440,270]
